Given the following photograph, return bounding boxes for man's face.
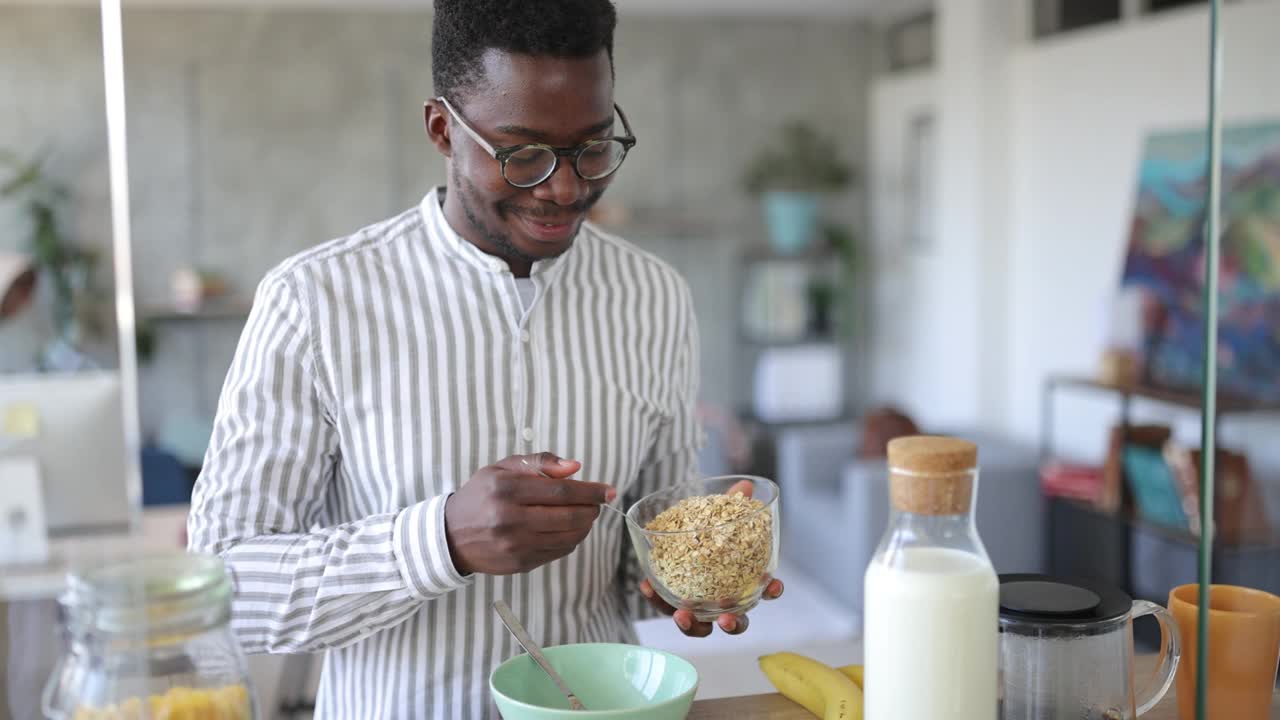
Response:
[436,49,617,265]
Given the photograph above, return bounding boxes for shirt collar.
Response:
[419,187,576,278]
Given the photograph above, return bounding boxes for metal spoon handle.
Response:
[493,600,586,711]
[598,501,627,521]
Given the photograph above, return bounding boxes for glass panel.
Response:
[1147,0,1208,15]
[0,9,137,532]
[0,3,145,718]
[1034,0,1122,38]
[1192,1,1280,718]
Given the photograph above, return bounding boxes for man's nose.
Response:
[533,158,587,207]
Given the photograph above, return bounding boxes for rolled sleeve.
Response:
[393,494,474,599]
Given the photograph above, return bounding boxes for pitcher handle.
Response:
[1132,599,1182,717]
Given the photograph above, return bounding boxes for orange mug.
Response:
[1168,584,1280,719]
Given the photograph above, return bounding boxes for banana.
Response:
[836,664,863,689]
[758,654,825,717]
[758,652,863,720]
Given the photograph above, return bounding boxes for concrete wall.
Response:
[0,6,873,444]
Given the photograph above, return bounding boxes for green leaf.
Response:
[741,120,856,194]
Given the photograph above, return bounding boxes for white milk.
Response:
[863,547,999,720]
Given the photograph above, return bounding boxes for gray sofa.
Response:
[775,423,1044,613]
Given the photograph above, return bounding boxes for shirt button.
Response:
[520,330,531,343]
[522,427,534,442]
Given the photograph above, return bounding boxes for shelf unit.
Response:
[135,298,254,467]
[734,242,858,481]
[137,298,253,324]
[1041,374,1280,644]
[735,243,849,400]
[1042,376,1280,457]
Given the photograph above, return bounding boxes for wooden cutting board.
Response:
[687,656,1280,720]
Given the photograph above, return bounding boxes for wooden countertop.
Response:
[688,655,1280,719]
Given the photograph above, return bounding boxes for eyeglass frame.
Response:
[434,95,637,188]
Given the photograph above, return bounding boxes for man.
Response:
[188,1,783,717]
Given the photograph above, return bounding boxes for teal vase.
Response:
[762,191,820,255]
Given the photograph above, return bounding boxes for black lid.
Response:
[998,574,1132,637]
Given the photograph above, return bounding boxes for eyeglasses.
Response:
[436,96,637,189]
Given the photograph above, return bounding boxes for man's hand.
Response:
[639,576,785,637]
[444,452,616,576]
[637,477,784,637]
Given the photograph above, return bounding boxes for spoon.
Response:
[493,600,587,711]
[597,500,627,521]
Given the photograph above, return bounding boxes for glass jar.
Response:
[41,551,255,720]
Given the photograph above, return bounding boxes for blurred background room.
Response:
[2,0,1279,716]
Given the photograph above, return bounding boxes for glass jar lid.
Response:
[998,573,1133,638]
[61,551,232,637]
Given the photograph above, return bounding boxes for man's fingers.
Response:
[725,479,754,498]
[673,610,713,637]
[526,528,593,552]
[502,452,582,478]
[523,542,589,569]
[764,578,784,599]
[512,474,616,506]
[523,504,602,533]
[718,613,748,635]
[640,579,677,616]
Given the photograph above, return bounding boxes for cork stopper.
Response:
[887,435,978,515]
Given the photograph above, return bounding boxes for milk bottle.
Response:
[863,436,999,720]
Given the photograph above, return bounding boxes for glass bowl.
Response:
[624,474,780,622]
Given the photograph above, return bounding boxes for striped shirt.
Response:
[187,188,701,719]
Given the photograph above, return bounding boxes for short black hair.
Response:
[432,0,617,102]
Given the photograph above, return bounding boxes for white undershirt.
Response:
[515,277,537,312]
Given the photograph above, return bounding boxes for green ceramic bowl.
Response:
[490,643,699,720]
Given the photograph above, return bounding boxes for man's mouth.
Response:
[514,213,582,244]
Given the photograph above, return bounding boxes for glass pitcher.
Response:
[998,574,1181,720]
[42,551,255,719]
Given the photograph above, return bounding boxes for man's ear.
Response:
[424,100,452,157]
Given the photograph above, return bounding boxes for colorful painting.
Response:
[1119,121,1280,402]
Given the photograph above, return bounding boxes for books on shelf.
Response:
[1123,444,1189,531]
[1039,460,1105,505]
[1165,444,1273,544]
[1042,420,1274,545]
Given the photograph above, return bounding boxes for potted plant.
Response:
[806,222,861,339]
[742,121,854,254]
[1,149,107,370]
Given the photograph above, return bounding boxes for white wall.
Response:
[867,71,940,417]
[1005,0,1280,460]
[871,0,1280,517]
[867,0,1015,432]
[875,0,1280,517]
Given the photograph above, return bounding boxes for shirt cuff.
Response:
[393,494,473,599]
